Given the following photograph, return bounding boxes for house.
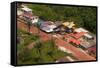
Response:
[21,7,32,13]
[21,7,33,22]
[72,32,86,39]
[84,33,93,40]
[62,21,75,28]
[40,21,57,33]
[55,21,63,27]
[20,7,40,25]
[74,28,88,33]
[69,38,81,45]
[87,45,96,57]
[74,28,93,39]
[62,22,70,27]
[79,37,96,50]
[31,16,39,24]
[62,21,75,33]
[87,45,96,53]
[17,10,23,18]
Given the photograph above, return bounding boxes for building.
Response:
[87,45,96,53]
[69,38,81,45]
[62,21,75,33]
[40,21,57,33]
[31,16,39,24]
[72,32,86,39]
[62,21,75,28]
[17,10,23,18]
[74,28,88,33]
[74,28,93,39]
[21,7,33,19]
[21,7,33,23]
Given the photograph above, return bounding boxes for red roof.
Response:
[88,46,96,52]
[69,38,81,45]
[64,34,70,38]
[72,32,86,39]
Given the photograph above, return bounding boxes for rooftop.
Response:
[74,28,88,33]
[21,7,32,12]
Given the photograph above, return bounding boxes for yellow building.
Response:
[62,21,75,28]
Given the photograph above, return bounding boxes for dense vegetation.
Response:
[17,29,73,65]
[28,4,97,34]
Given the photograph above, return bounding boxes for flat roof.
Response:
[75,28,88,33]
[21,7,32,12]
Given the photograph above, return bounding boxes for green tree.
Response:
[27,20,32,34]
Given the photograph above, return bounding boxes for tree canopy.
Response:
[28,4,97,34]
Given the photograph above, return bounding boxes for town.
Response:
[17,3,96,64]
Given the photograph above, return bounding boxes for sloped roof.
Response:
[62,21,75,28]
[69,38,81,45]
[72,32,86,39]
[62,22,70,26]
[88,45,96,52]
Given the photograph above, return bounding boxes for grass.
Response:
[17,29,40,58]
[17,29,77,65]
[17,39,70,65]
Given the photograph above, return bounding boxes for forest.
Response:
[28,4,97,34]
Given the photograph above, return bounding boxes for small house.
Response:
[69,38,81,45]
[40,21,57,33]
[31,16,39,24]
[62,21,75,33]
[21,7,33,23]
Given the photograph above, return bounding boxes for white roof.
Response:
[75,28,88,33]
[46,29,53,32]
[48,25,57,29]
[84,34,92,38]
[21,7,32,12]
[43,28,53,32]
[41,26,54,32]
[17,10,23,15]
[32,18,39,24]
